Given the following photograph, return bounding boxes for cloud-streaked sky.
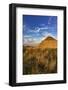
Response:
[23,15,57,45]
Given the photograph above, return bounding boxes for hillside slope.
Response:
[38,36,57,48]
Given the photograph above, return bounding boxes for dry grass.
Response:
[23,46,57,75]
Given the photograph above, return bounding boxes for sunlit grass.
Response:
[23,46,57,75]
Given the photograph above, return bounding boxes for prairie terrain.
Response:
[23,36,57,75]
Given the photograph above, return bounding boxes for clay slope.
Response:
[38,36,57,48]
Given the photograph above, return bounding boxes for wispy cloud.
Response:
[40,24,46,26]
[29,26,49,33]
[48,16,52,25]
[30,27,40,33]
[24,35,32,38]
[24,37,38,45]
[40,27,48,30]
[41,31,49,37]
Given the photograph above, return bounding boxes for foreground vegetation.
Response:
[23,46,57,75]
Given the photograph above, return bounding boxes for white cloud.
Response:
[40,24,45,26]
[35,27,40,32]
[30,27,40,33]
[41,32,57,40]
[48,16,52,25]
[29,26,48,33]
[40,27,48,30]
[23,35,42,45]
[24,36,35,45]
[24,35,31,38]
[41,31,49,37]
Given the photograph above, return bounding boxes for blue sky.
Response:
[23,15,57,45]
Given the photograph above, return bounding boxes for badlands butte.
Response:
[23,36,57,75]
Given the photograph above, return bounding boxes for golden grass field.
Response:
[23,36,57,75]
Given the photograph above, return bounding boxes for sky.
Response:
[23,15,57,46]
